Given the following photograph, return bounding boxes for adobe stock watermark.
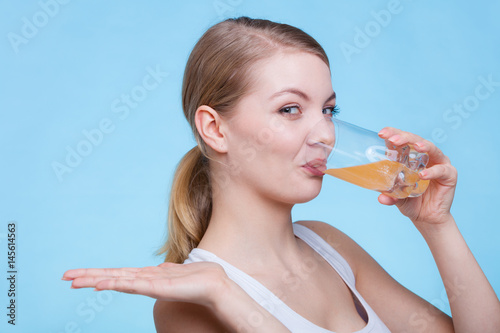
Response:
[210,113,286,196]
[340,0,405,64]
[58,290,114,333]
[213,0,243,20]
[7,0,73,54]
[51,65,168,182]
[236,231,342,331]
[236,250,322,331]
[430,74,499,144]
[405,276,466,333]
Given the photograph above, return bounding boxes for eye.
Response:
[279,105,301,115]
[323,105,340,116]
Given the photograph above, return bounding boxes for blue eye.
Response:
[323,105,340,116]
[279,106,301,115]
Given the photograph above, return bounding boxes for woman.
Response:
[63,17,500,332]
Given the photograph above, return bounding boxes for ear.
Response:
[194,105,228,153]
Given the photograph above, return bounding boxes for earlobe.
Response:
[194,105,227,153]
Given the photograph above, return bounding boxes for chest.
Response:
[253,254,368,332]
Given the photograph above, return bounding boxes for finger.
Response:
[71,276,114,289]
[62,267,140,280]
[378,126,421,139]
[378,127,427,152]
[378,193,399,206]
[378,127,400,139]
[95,278,162,299]
[413,140,450,166]
[379,128,451,167]
[134,266,164,277]
[419,164,457,186]
[72,267,169,287]
[387,131,425,147]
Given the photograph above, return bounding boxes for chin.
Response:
[286,182,323,204]
[294,193,321,204]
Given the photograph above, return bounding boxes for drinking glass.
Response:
[306,118,430,199]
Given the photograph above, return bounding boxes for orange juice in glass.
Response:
[306,118,429,199]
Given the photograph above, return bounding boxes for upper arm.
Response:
[153,300,229,333]
[295,220,454,332]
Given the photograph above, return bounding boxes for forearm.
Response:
[212,280,290,332]
[419,215,500,333]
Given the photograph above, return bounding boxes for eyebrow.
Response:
[270,88,336,104]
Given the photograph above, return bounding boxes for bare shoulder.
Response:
[294,220,369,277]
[153,300,229,333]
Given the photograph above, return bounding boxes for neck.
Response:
[197,183,302,273]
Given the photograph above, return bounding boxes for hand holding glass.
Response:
[306,118,429,199]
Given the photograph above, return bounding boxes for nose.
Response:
[306,116,336,149]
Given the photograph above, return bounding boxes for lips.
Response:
[303,158,327,176]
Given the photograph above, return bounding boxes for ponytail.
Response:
[159,146,212,263]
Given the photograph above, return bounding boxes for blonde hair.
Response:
[160,17,329,263]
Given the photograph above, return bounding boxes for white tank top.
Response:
[184,223,391,332]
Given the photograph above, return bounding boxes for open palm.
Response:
[63,261,230,307]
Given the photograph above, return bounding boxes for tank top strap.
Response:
[292,223,356,286]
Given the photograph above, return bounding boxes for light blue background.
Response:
[1,0,499,332]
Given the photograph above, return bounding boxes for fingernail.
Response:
[378,129,387,137]
[415,142,424,149]
[419,170,427,178]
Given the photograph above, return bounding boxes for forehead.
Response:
[247,51,332,97]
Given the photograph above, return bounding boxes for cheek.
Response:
[253,126,299,160]
[248,115,290,149]
[229,119,283,155]
[228,115,307,171]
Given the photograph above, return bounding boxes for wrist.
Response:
[414,213,455,237]
[207,274,238,310]
[211,279,289,332]
[209,277,253,330]
[416,214,461,247]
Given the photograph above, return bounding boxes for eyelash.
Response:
[324,105,340,116]
[278,105,340,116]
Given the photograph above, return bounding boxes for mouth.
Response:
[303,158,327,176]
